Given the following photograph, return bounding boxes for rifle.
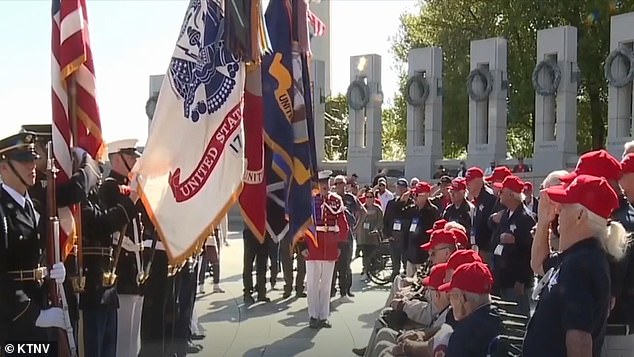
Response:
[46,142,77,357]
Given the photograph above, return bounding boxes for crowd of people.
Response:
[1,121,634,357]
[254,149,632,356]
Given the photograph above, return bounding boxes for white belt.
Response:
[143,240,166,251]
[316,226,340,232]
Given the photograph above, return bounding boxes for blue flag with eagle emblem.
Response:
[262,0,317,244]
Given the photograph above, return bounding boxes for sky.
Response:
[0,0,418,145]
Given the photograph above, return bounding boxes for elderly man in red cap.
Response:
[526,175,630,357]
[404,182,440,277]
[442,178,474,238]
[366,263,453,357]
[490,175,535,316]
[534,149,634,356]
[465,167,497,266]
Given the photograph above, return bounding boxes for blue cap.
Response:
[0,132,39,162]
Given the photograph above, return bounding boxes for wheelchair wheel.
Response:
[367,244,393,286]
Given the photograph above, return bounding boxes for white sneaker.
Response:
[213,284,225,293]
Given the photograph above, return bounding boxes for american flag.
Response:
[52,0,105,259]
[307,9,326,37]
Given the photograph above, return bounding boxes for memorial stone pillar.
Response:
[606,12,634,157]
[532,26,579,173]
[404,47,443,180]
[346,54,382,181]
[466,38,508,169]
[312,59,326,164]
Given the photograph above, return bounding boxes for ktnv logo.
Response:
[4,342,56,355]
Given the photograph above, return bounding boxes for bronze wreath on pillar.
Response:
[605,47,634,89]
[532,59,561,96]
[466,68,493,102]
[405,74,429,107]
[346,78,370,110]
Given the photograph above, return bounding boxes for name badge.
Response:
[393,220,402,231]
[409,218,419,233]
[494,244,504,256]
[363,222,370,229]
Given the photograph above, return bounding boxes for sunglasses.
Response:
[366,195,374,199]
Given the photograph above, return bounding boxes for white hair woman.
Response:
[525,175,630,357]
[536,169,570,250]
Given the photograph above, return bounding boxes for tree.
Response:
[391,0,634,157]
[324,94,349,160]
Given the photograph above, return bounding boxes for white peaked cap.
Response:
[318,170,333,180]
[107,139,139,155]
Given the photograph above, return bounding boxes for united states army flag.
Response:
[132,0,246,265]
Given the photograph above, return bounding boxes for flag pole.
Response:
[68,74,85,357]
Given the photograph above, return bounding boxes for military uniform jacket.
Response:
[99,171,146,295]
[0,186,48,343]
[79,182,137,309]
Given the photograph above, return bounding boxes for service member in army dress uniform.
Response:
[20,124,102,346]
[101,139,147,357]
[0,132,68,345]
[80,152,139,357]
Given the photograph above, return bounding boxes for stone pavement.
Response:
[192,229,390,357]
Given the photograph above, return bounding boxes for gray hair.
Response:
[509,191,526,202]
[571,203,630,260]
[445,221,466,232]
[463,291,492,306]
[542,170,569,189]
[623,140,634,159]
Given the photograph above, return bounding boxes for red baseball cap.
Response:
[422,263,448,289]
[449,178,467,191]
[426,219,448,234]
[421,229,457,250]
[545,174,619,219]
[486,166,512,183]
[621,154,634,175]
[439,262,493,294]
[496,175,524,193]
[413,182,432,194]
[449,228,470,249]
[446,249,482,271]
[561,149,622,183]
[523,181,534,192]
[465,167,484,182]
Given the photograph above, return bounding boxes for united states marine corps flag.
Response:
[132,0,246,265]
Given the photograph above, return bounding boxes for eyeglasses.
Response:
[430,246,451,255]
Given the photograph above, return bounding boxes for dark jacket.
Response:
[472,187,497,251]
[491,205,536,288]
[79,182,137,309]
[406,200,440,264]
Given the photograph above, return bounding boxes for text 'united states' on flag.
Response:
[132,0,246,265]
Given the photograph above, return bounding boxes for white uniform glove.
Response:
[49,262,66,284]
[35,307,66,329]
